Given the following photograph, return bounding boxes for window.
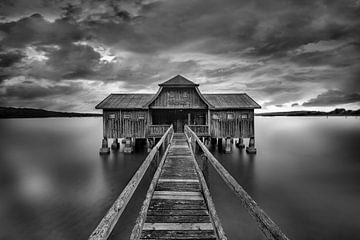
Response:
[138,114,145,120]
[212,113,219,120]
[123,114,130,119]
[183,91,188,98]
[241,113,248,119]
[168,91,175,98]
[227,113,234,120]
[108,114,116,119]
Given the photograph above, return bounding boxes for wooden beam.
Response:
[130,136,173,240]
[184,125,290,240]
[185,130,228,240]
[89,125,174,240]
[142,223,214,231]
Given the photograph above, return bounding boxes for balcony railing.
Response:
[188,125,209,136]
[148,125,171,137]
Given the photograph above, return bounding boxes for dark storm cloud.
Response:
[0,50,24,67]
[45,43,101,79]
[3,81,84,100]
[0,0,360,111]
[291,103,299,107]
[303,90,360,107]
[0,14,85,48]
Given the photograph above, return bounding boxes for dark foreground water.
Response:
[0,117,359,240]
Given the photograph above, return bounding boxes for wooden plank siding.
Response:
[210,110,254,138]
[104,110,148,138]
[150,88,208,109]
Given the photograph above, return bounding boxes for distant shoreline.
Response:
[0,107,102,119]
[256,108,360,117]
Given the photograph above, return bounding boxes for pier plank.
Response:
[132,133,218,240]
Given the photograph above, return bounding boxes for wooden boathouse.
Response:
[95,75,261,154]
[90,78,291,240]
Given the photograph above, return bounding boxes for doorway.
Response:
[151,110,188,133]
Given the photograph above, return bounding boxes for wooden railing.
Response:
[188,124,209,136]
[89,125,174,240]
[147,125,171,137]
[184,125,290,240]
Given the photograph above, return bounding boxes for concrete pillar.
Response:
[218,138,223,149]
[246,137,257,154]
[224,137,232,153]
[99,138,110,155]
[210,138,217,145]
[111,138,120,150]
[124,137,134,153]
[147,138,154,152]
[236,137,245,148]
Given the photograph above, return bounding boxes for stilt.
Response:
[246,137,257,154]
[224,137,232,153]
[236,137,245,148]
[124,137,134,153]
[147,138,154,152]
[111,138,120,150]
[99,138,110,155]
[218,138,223,149]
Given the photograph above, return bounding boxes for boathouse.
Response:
[95,75,261,154]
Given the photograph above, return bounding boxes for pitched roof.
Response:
[96,93,261,109]
[159,75,199,87]
[95,94,153,109]
[203,94,261,109]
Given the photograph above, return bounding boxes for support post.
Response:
[99,137,110,155]
[218,138,223,149]
[111,138,120,150]
[246,137,257,154]
[236,137,245,148]
[146,138,152,152]
[224,137,232,153]
[124,137,134,153]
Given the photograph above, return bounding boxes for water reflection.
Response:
[1,117,360,240]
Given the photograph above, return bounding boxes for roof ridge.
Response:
[159,75,199,86]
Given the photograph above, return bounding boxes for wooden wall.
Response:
[150,88,207,109]
[103,110,148,138]
[210,110,254,138]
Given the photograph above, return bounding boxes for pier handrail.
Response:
[184,125,290,240]
[89,125,174,240]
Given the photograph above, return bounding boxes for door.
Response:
[176,119,184,132]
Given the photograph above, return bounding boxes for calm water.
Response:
[0,117,359,240]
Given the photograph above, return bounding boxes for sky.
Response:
[0,0,359,113]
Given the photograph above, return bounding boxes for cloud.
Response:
[303,90,360,106]
[1,0,360,111]
[1,78,84,100]
[291,103,299,107]
[0,50,25,67]
[0,13,85,48]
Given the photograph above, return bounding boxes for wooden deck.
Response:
[136,133,217,239]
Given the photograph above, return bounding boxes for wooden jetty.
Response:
[89,125,289,240]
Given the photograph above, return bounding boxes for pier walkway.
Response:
[89,125,289,240]
[132,133,220,239]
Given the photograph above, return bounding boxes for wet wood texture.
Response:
[132,133,218,240]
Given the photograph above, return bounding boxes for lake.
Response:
[0,117,359,240]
